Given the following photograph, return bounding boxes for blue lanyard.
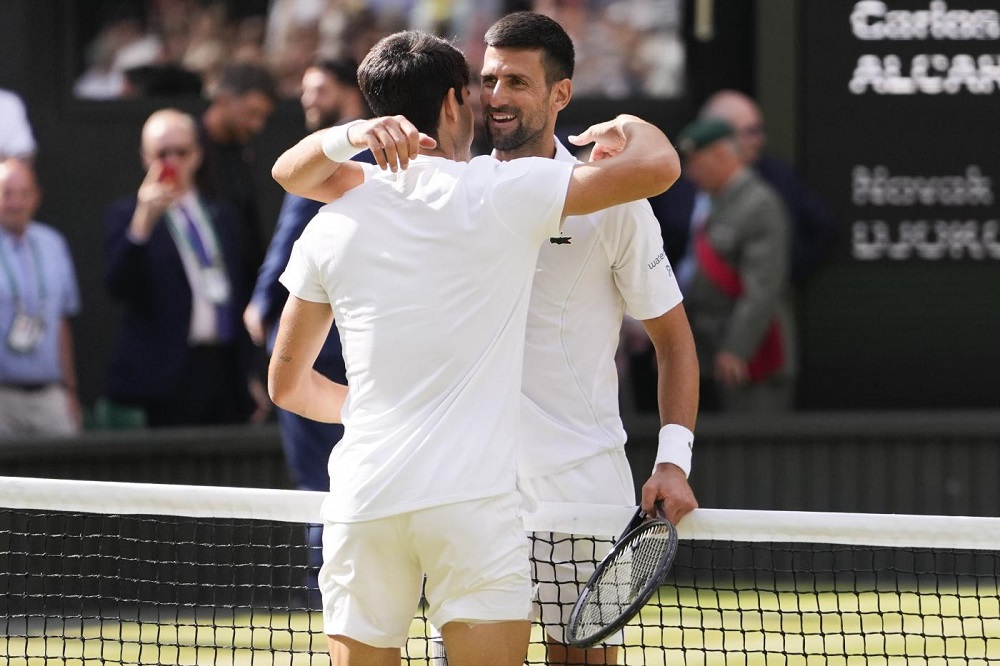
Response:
[166,200,226,271]
[0,234,47,310]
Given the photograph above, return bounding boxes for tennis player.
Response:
[267,30,680,666]
[481,12,699,665]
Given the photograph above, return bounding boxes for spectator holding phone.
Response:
[104,108,268,427]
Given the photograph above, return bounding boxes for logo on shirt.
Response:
[648,251,670,272]
[549,236,572,245]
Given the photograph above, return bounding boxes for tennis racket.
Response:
[565,502,678,649]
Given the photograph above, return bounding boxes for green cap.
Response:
[676,118,734,155]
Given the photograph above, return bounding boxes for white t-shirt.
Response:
[280,154,574,522]
[517,138,683,479]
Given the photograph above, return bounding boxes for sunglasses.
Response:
[154,146,196,160]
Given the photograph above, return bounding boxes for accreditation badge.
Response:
[201,266,231,304]
[7,312,45,353]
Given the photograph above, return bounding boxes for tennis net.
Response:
[2,475,1000,665]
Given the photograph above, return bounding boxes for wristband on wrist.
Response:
[321,119,367,162]
[654,424,694,478]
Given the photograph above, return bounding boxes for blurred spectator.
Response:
[122,64,203,97]
[0,90,37,161]
[632,90,835,411]
[244,57,370,603]
[104,109,268,427]
[0,159,82,438]
[74,2,269,100]
[651,90,837,286]
[700,89,837,284]
[673,118,795,413]
[196,63,277,295]
[244,57,368,473]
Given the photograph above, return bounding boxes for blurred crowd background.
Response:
[73,0,686,101]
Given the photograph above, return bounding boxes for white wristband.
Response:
[321,120,366,162]
[654,424,694,478]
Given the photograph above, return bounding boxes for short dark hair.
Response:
[484,11,575,84]
[315,57,360,89]
[357,31,470,141]
[214,63,277,101]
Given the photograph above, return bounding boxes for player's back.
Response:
[287,153,573,521]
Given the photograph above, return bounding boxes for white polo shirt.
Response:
[281,154,573,522]
[517,138,683,479]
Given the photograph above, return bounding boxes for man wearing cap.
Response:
[675,118,795,412]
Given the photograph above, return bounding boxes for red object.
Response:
[693,229,784,382]
[159,163,177,185]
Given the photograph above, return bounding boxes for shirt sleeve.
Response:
[486,157,574,243]
[279,235,330,304]
[58,236,82,316]
[251,194,322,321]
[610,200,683,321]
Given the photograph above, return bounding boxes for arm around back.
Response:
[272,117,436,203]
[563,115,680,218]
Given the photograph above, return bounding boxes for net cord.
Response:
[1,476,999,548]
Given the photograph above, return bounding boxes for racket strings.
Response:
[574,523,676,637]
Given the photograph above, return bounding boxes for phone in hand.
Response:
[158,162,177,185]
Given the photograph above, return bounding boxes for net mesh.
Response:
[2,476,1000,665]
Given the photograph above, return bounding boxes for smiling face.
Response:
[480,46,569,160]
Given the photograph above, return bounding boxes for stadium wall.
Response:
[3,413,1000,518]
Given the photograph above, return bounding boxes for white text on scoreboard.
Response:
[849,1,1000,94]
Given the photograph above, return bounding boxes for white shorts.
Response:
[318,491,532,648]
[519,449,635,645]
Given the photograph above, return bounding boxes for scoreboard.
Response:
[799,1,1000,408]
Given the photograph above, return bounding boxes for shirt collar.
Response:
[490,136,579,164]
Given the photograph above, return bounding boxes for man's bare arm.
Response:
[564,115,680,217]
[272,117,436,203]
[638,303,700,524]
[268,295,348,423]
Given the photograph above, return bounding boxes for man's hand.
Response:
[714,350,749,388]
[640,463,698,525]
[243,302,266,347]
[567,114,643,161]
[349,116,437,172]
[247,375,272,425]
[131,161,181,240]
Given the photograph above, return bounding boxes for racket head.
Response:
[566,510,679,649]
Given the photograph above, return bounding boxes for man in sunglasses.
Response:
[104,108,268,427]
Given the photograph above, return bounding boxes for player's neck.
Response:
[495,135,556,162]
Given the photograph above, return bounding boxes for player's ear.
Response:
[551,79,573,113]
[441,87,461,122]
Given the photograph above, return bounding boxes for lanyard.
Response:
[0,234,47,310]
[165,199,226,272]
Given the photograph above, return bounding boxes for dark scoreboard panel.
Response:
[799,1,1000,409]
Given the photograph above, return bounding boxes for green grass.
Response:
[4,587,1000,665]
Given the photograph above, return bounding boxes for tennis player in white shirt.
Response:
[267,30,680,666]
[480,12,700,665]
